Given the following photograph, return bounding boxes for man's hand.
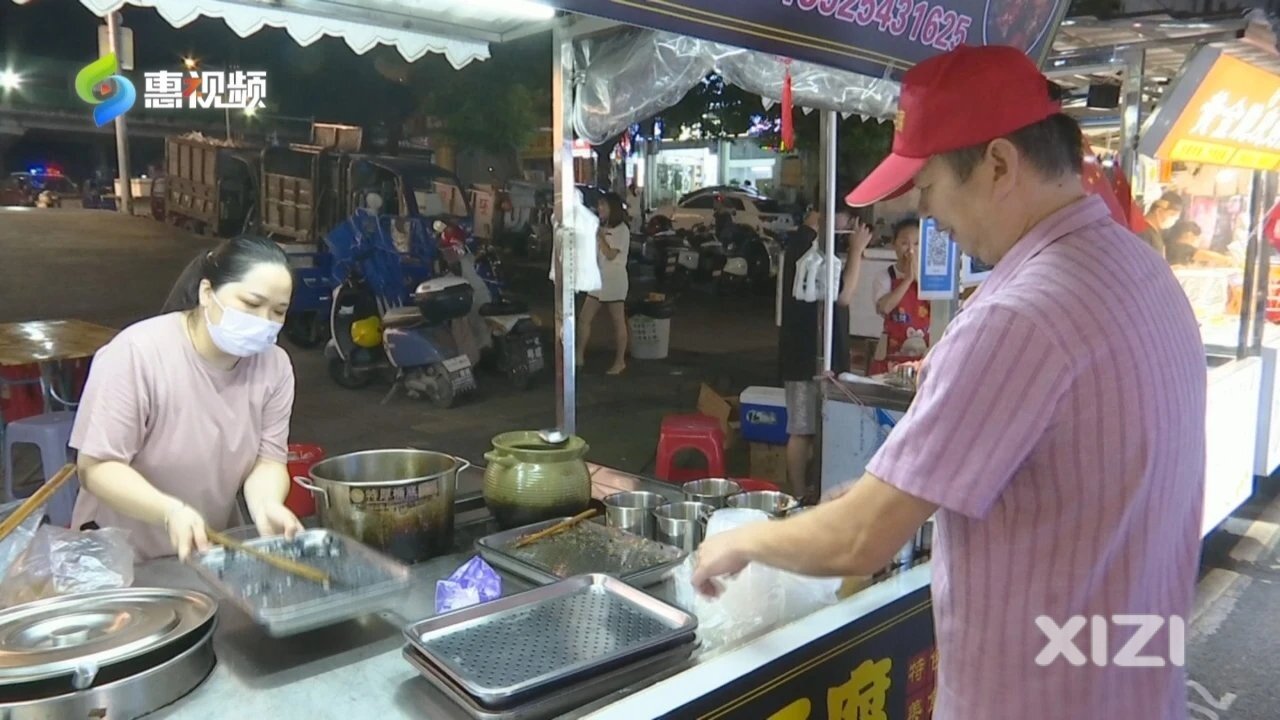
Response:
[250,502,304,539]
[691,530,753,598]
[849,219,874,255]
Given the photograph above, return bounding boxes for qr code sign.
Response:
[925,226,951,275]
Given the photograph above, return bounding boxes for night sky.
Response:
[0,0,550,179]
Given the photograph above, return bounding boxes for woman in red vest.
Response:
[870,218,931,375]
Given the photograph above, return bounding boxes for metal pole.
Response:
[819,110,837,374]
[105,13,133,216]
[1117,48,1145,198]
[1252,171,1276,355]
[1239,171,1265,360]
[551,28,577,434]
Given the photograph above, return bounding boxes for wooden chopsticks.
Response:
[514,509,599,549]
[206,529,331,587]
[0,463,76,543]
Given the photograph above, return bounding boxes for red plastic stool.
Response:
[733,478,781,493]
[655,413,726,483]
[286,444,326,518]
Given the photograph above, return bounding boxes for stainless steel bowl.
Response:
[726,491,798,518]
[680,478,742,509]
[653,502,714,552]
[603,491,666,539]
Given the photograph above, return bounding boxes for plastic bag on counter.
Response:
[671,509,841,657]
[0,500,43,581]
[0,525,134,608]
[435,555,502,614]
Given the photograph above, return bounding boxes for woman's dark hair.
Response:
[1168,220,1201,241]
[599,192,627,229]
[162,235,289,313]
[942,113,1085,183]
[892,216,919,240]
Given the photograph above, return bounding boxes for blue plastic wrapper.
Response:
[434,556,502,613]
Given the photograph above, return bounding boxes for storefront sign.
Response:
[658,586,935,720]
[546,0,1069,79]
[1141,46,1280,171]
[917,217,957,300]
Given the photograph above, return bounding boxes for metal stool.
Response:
[3,411,78,526]
[655,413,726,483]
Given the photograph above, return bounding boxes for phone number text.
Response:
[779,0,972,53]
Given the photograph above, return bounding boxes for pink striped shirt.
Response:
[867,196,1205,720]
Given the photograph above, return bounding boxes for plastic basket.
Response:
[628,316,671,360]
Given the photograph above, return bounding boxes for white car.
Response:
[653,191,796,236]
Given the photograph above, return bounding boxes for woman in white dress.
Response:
[576,192,630,375]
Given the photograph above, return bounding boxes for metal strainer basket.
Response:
[403,574,696,707]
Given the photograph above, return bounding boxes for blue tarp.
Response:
[325,209,437,305]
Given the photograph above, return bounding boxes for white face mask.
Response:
[204,292,282,357]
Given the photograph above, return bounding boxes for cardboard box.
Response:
[697,383,741,449]
[749,441,789,489]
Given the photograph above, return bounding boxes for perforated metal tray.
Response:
[476,518,685,587]
[191,529,410,637]
[402,641,697,719]
[402,574,696,707]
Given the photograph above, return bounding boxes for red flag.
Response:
[780,60,795,151]
[1111,168,1147,234]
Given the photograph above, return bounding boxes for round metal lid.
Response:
[0,588,217,685]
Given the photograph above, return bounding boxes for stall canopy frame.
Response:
[60,0,561,67]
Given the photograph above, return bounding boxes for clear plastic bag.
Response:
[672,510,840,657]
[0,500,43,581]
[0,525,134,608]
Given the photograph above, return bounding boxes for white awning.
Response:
[67,0,558,67]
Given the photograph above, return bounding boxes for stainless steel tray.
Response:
[402,641,696,720]
[402,574,697,707]
[191,529,410,637]
[475,518,685,587]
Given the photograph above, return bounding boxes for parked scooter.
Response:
[434,220,545,390]
[323,210,476,408]
[717,225,781,295]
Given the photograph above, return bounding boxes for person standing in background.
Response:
[1141,192,1184,256]
[870,218,930,375]
[778,210,873,501]
[576,192,631,375]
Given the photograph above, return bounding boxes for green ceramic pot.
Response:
[483,431,591,529]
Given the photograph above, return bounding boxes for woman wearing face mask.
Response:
[71,236,302,561]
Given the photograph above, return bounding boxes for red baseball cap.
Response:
[845,45,1061,207]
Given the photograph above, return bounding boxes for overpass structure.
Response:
[0,106,312,144]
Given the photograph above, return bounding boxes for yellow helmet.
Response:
[350,316,383,348]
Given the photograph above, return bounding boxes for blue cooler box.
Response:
[739,386,789,445]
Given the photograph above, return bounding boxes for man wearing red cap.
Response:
[694,45,1204,719]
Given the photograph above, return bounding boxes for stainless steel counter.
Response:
[142,466,929,719]
[821,377,916,413]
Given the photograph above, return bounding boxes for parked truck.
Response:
[164,135,260,237]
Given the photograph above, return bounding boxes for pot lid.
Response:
[0,588,217,685]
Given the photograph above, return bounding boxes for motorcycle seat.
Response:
[479,300,529,316]
[382,306,424,328]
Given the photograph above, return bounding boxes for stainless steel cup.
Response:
[654,501,714,552]
[604,491,665,539]
[726,491,798,518]
[681,479,742,509]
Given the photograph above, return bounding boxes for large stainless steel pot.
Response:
[0,588,218,719]
[294,449,469,563]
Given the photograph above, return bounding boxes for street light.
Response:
[0,69,21,91]
[244,105,258,117]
